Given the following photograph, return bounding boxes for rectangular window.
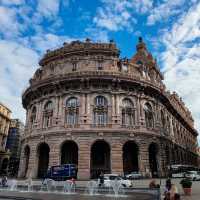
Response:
[72,63,77,71]
[98,62,103,70]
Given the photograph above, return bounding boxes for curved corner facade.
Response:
[18,39,198,180]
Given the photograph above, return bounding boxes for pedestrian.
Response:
[164,192,170,200]
[70,177,76,187]
[166,178,172,191]
[149,179,157,189]
[174,193,181,200]
[169,184,179,200]
[99,171,104,187]
[1,175,7,187]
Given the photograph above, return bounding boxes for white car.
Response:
[103,174,132,187]
[125,172,142,179]
[185,171,200,181]
[171,172,185,178]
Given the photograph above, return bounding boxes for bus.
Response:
[46,164,77,181]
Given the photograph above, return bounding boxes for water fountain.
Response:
[85,180,99,195]
[63,180,76,194]
[26,178,33,192]
[9,179,18,191]
[46,179,56,192]
[109,179,124,197]
[0,178,159,199]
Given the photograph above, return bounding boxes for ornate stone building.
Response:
[19,38,198,180]
[0,102,11,174]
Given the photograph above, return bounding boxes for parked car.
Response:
[103,174,132,187]
[171,172,185,178]
[125,172,143,179]
[185,171,200,181]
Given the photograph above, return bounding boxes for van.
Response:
[46,164,77,181]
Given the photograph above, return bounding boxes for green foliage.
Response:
[180,178,192,188]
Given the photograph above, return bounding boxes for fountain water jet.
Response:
[86,180,98,195]
[46,179,56,192]
[26,178,33,192]
[109,179,124,197]
[9,179,18,191]
[63,180,76,194]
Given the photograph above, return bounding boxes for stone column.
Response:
[26,144,38,178]
[139,142,150,177]
[49,143,60,166]
[38,101,43,129]
[158,142,166,177]
[78,140,90,180]
[111,141,123,175]
[116,95,120,115]
[79,93,85,125]
[54,96,59,117]
[111,94,115,125]
[18,144,25,178]
[136,95,140,126]
[60,96,65,126]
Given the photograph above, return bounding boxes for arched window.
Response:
[122,98,135,127]
[66,97,79,126]
[93,96,108,126]
[43,101,53,128]
[144,103,154,128]
[30,106,36,127]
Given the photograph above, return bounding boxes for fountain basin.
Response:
[0,190,158,200]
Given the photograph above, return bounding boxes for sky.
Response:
[0,0,200,142]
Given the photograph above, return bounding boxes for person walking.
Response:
[99,172,104,187]
[169,184,179,200]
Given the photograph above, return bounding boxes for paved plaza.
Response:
[76,178,200,200]
[0,178,199,200]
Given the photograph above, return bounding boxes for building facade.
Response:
[18,38,198,180]
[0,102,11,174]
[6,119,24,177]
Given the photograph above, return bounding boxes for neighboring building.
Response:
[18,38,199,179]
[196,146,200,168]
[6,119,24,177]
[0,102,11,174]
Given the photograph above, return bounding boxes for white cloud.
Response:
[0,6,22,37]
[30,33,79,53]
[0,0,24,6]
[160,2,200,138]
[93,0,153,32]
[133,0,153,14]
[85,27,109,42]
[147,0,186,25]
[93,0,145,32]
[37,0,60,19]
[0,40,39,122]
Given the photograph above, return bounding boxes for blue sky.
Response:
[0,0,200,142]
